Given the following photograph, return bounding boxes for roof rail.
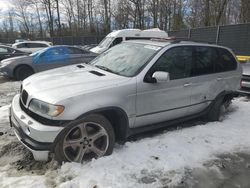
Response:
[171,38,215,44]
[151,37,215,44]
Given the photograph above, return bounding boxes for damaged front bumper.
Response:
[9,94,63,161]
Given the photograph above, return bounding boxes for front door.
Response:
[135,46,193,127]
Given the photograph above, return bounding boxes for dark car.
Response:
[0,45,28,61]
[0,45,97,80]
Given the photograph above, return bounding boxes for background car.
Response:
[15,39,28,43]
[236,55,250,63]
[0,45,28,61]
[90,28,168,54]
[238,62,250,95]
[12,41,52,53]
[0,45,97,80]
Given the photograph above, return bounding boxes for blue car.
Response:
[0,45,97,80]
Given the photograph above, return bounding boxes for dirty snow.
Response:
[0,77,250,188]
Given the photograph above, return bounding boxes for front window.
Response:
[151,46,193,80]
[98,37,114,48]
[90,43,161,77]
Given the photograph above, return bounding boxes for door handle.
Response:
[184,83,192,87]
[217,77,223,81]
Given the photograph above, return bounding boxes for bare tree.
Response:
[240,0,250,23]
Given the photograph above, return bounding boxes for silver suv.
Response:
[10,40,242,163]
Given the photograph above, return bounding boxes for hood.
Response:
[1,55,30,63]
[242,63,250,75]
[22,64,129,104]
[90,46,107,54]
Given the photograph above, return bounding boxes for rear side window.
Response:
[28,43,48,48]
[151,46,193,80]
[68,47,88,54]
[126,37,150,40]
[192,47,218,76]
[16,43,26,48]
[215,48,237,72]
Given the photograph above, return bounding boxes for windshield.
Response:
[29,47,49,57]
[98,37,114,48]
[90,43,161,77]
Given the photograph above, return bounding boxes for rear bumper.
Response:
[238,88,250,95]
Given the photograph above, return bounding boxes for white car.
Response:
[90,28,168,54]
[12,41,52,53]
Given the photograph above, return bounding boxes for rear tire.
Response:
[14,65,34,81]
[207,97,228,122]
[54,114,115,164]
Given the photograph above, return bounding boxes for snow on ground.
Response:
[0,77,250,188]
[0,80,20,107]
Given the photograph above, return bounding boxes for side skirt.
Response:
[126,100,214,137]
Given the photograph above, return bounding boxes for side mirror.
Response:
[152,71,170,83]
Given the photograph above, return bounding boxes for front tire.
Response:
[54,114,115,163]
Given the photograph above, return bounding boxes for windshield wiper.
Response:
[95,65,117,74]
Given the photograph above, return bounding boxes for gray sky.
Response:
[0,0,12,11]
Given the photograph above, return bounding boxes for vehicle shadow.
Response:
[127,117,207,143]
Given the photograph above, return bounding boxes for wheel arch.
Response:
[13,64,35,76]
[75,107,130,142]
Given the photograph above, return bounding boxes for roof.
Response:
[12,41,52,46]
[124,39,233,51]
[106,28,168,38]
[124,39,171,47]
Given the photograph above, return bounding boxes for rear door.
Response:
[67,47,85,64]
[68,47,96,64]
[188,46,237,114]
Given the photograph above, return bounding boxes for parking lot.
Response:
[0,75,250,187]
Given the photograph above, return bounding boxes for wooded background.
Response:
[1,0,250,39]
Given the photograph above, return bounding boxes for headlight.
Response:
[1,60,13,66]
[28,99,64,117]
